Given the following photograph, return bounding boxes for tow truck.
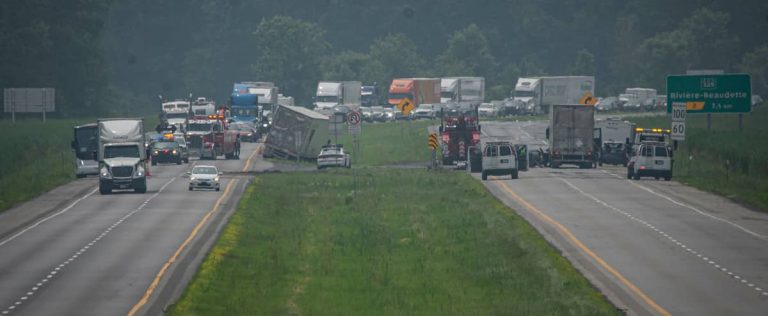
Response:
[439,105,482,171]
[185,108,240,160]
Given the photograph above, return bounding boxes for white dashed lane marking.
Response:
[559,177,768,298]
[0,178,175,315]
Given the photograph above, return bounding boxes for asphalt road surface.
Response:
[0,142,271,316]
[480,120,768,315]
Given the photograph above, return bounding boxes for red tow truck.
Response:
[439,105,482,171]
[185,107,240,160]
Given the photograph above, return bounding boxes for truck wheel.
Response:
[135,186,147,193]
[176,159,182,165]
[511,170,519,179]
[481,171,488,180]
[627,169,633,179]
[99,186,111,195]
[151,160,157,166]
[551,162,560,169]
[76,174,86,179]
[633,174,640,180]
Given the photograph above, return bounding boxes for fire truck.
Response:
[185,107,240,160]
[439,105,482,171]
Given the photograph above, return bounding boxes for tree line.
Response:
[1,0,766,117]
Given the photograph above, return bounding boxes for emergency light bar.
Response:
[635,127,671,134]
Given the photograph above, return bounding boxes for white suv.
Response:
[481,141,518,180]
[627,142,672,180]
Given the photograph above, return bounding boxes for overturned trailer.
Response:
[263,104,330,160]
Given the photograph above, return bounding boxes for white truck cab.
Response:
[627,142,672,180]
[481,141,518,180]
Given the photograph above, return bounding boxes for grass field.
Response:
[0,116,158,212]
[337,120,435,166]
[625,104,768,211]
[169,169,617,315]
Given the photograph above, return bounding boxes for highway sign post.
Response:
[347,110,362,162]
[3,88,55,123]
[667,73,751,131]
[671,102,686,141]
[428,133,439,168]
[347,110,361,135]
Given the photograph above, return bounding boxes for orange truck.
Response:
[387,78,441,107]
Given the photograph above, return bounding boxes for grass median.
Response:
[169,169,617,315]
[625,104,768,211]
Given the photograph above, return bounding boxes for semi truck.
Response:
[191,97,216,116]
[71,123,99,178]
[264,104,330,160]
[513,76,595,114]
[439,104,482,170]
[97,118,147,194]
[388,78,440,107]
[547,104,596,169]
[623,88,657,111]
[314,81,362,112]
[440,77,486,104]
[231,82,276,123]
[361,85,378,107]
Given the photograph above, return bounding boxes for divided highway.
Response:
[0,143,269,315]
[480,120,768,315]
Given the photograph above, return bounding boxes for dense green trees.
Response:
[1,0,766,116]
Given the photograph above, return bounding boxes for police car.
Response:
[317,144,351,169]
[151,134,184,165]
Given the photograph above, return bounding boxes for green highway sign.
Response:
[667,74,751,113]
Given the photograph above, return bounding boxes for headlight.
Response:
[214,176,220,182]
[153,150,159,155]
[100,167,111,178]
[135,166,145,177]
[172,150,178,155]
[190,176,197,181]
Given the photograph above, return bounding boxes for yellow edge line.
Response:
[498,181,671,316]
[126,145,260,315]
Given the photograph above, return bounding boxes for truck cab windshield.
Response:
[232,108,256,117]
[104,145,140,159]
[188,123,212,132]
[166,112,188,119]
[316,96,339,103]
[389,93,414,100]
[515,90,535,97]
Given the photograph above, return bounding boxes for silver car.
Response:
[188,165,222,191]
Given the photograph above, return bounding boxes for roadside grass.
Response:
[0,116,158,212]
[337,120,435,166]
[169,169,617,315]
[624,104,768,211]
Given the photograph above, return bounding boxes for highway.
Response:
[480,120,768,315]
[0,143,270,316]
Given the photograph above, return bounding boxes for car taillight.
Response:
[639,166,646,170]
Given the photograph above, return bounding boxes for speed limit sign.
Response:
[671,102,686,141]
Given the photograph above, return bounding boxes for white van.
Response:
[627,142,672,180]
[481,141,518,180]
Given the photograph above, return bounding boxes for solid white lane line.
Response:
[601,170,767,241]
[0,188,99,248]
[0,178,175,315]
[559,177,767,299]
